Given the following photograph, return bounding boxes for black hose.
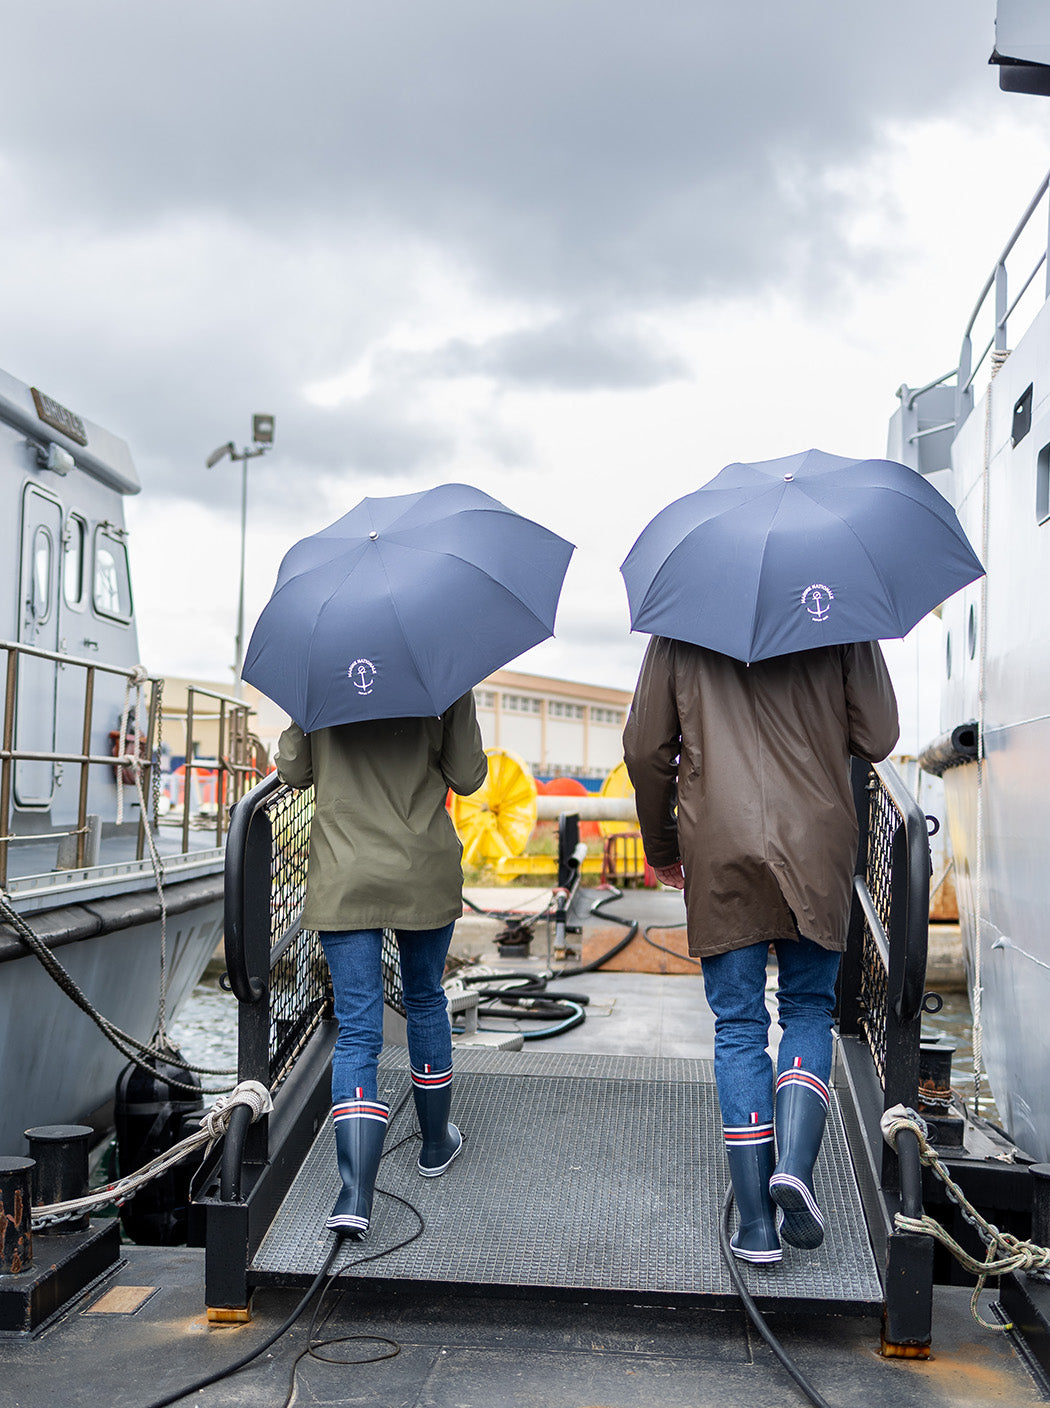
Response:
[141,1239,343,1408]
[717,1186,835,1408]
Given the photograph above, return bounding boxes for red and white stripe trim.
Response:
[723,1121,774,1147]
[332,1099,390,1125]
[776,1068,829,1108]
[411,1064,453,1089]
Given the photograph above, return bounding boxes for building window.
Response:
[549,701,584,720]
[591,707,624,725]
[474,690,496,708]
[503,694,541,714]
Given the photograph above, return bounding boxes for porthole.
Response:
[967,604,978,660]
[946,631,952,680]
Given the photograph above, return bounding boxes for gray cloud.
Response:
[2,2,998,311]
[422,317,689,391]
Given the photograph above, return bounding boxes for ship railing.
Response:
[0,638,264,889]
[901,165,1050,435]
[838,755,934,1350]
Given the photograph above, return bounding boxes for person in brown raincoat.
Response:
[623,636,898,1263]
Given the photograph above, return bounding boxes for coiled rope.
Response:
[881,1103,1050,1329]
[30,1080,273,1230]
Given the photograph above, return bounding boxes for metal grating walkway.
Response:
[251,1047,883,1312]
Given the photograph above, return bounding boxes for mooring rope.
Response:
[0,891,235,1093]
[30,1080,273,1230]
[881,1103,1050,1330]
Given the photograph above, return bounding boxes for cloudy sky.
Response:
[3,2,1049,752]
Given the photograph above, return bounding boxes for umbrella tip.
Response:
[369,531,378,540]
[784,473,795,481]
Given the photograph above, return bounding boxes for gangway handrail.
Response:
[222,772,282,1005]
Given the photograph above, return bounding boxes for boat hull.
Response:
[0,879,224,1157]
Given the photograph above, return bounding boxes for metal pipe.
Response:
[76,666,95,870]
[534,796,637,821]
[0,649,17,888]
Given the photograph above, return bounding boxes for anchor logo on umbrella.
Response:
[348,658,377,694]
[801,583,834,623]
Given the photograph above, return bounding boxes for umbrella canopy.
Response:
[243,483,574,731]
[620,448,984,662]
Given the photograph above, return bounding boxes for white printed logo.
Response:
[348,658,377,694]
[801,583,834,622]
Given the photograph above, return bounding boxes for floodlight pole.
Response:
[206,417,275,699]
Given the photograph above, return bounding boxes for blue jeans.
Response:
[320,924,455,1104]
[701,937,840,1128]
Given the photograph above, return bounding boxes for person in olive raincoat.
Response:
[276,693,487,1238]
[623,637,898,1264]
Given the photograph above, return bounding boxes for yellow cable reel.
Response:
[450,747,538,866]
[599,760,636,837]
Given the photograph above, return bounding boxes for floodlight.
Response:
[252,414,275,445]
[206,441,235,469]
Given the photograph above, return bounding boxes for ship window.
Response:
[1038,442,1050,524]
[63,513,87,608]
[945,631,952,680]
[31,526,53,624]
[967,604,978,660]
[1012,383,1033,447]
[92,528,133,622]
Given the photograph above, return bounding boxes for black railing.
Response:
[838,755,933,1351]
[200,772,336,1312]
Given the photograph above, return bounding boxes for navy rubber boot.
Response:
[723,1122,782,1264]
[769,1068,830,1249]
[326,1098,389,1237]
[411,1065,463,1176]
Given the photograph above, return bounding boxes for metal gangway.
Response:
[196,758,935,1350]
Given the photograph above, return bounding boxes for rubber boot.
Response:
[411,1065,463,1176]
[326,1098,389,1237]
[723,1122,782,1264]
[769,1068,830,1249]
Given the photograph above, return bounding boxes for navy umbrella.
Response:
[243,483,574,731]
[621,448,984,662]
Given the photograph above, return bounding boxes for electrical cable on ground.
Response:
[139,1087,426,1408]
[717,1186,836,1408]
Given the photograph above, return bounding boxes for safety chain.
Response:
[881,1104,1050,1330]
[31,1081,273,1230]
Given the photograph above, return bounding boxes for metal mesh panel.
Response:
[381,930,406,1015]
[857,777,899,1088]
[261,784,331,1089]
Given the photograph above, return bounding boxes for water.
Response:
[920,988,1002,1125]
[169,965,1000,1121]
[167,963,239,1090]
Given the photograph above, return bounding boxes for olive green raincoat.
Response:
[275,691,487,932]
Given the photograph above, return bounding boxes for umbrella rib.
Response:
[374,548,441,714]
[391,538,559,638]
[809,487,970,633]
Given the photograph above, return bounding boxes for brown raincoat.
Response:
[275,692,487,932]
[623,638,899,958]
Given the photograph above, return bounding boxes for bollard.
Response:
[24,1125,93,1234]
[917,1039,956,1114]
[1029,1164,1050,1254]
[0,1158,35,1273]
